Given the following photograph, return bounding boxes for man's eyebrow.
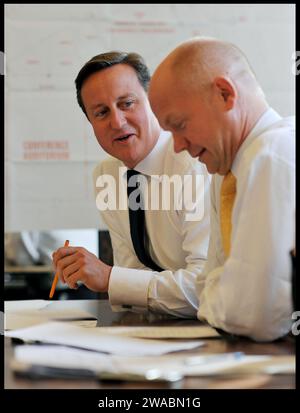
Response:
[118,93,137,100]
[89,94,137,110]
[90,103,105,110]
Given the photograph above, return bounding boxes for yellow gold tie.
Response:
[220,171,237,258]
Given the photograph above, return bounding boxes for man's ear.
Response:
[213,77,236,110]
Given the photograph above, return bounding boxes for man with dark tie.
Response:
[148,37,295,341]
[52,51,211,318]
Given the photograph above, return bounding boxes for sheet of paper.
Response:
[5,300,53,330]
[5,300,99,330]
[5,321,205,356]
[5,314,99,331]
[12,344,294,378]
[14,345,114,372]
[68,320,98,328]
[219,355,295,376]
[5,300,48,312]
[104,354,272,377]
[97,325,220,339]
[37,299,99,319]
[5,313,52,331]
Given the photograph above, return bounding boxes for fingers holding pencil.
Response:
[49,239,69,299]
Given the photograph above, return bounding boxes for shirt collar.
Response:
[122,130,172,179]
[231,107,282,177]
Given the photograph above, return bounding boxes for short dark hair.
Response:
[75,51,151,117]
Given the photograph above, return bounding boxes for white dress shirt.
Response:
[94,130,211,317]
[197,108,295,341]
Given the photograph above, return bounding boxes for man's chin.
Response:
[197,148,207,162]
[199,159,219,175]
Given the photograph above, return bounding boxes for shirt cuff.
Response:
[108,266,153,308]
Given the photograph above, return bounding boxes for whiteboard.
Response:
[4,4,295,231]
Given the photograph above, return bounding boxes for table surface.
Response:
[5,299,296,389]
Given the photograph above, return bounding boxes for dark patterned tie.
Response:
[126,169,163,272]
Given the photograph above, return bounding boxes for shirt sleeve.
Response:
[198,150,295,341]
[146,162,211,318]
[99,210,152,313]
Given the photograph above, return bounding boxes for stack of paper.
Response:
[9,343,295,379]
[5,321,205,356]
[5,300,99,330]
[5,301,294,383]
[96,325,220,339]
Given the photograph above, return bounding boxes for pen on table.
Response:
[49,239,69,299]
[184,351,244,366]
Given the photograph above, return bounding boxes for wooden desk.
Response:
[5,300,295,389]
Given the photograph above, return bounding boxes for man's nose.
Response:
[110,109,126,129]
[173,134,188,153]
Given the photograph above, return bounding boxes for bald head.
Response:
[172,38,257,81]
[148,37,268,175]
[150,37,264,105]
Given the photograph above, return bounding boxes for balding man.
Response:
[149,37,295,341]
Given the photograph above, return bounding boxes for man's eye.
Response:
[120,100,134,109]
[95,109,107,118]
[173,121,185,131]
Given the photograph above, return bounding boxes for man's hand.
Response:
[52,246,112,292]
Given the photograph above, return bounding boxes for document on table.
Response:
[218,355,295,375]
[97,325,220,339]
[10,344,295,378]
[5,300,47,312]
[4,300,99,330]
[5,321,205,356]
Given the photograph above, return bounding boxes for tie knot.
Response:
[126,169,144,193]
[221,171,236,196]
[126,169,141,181]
